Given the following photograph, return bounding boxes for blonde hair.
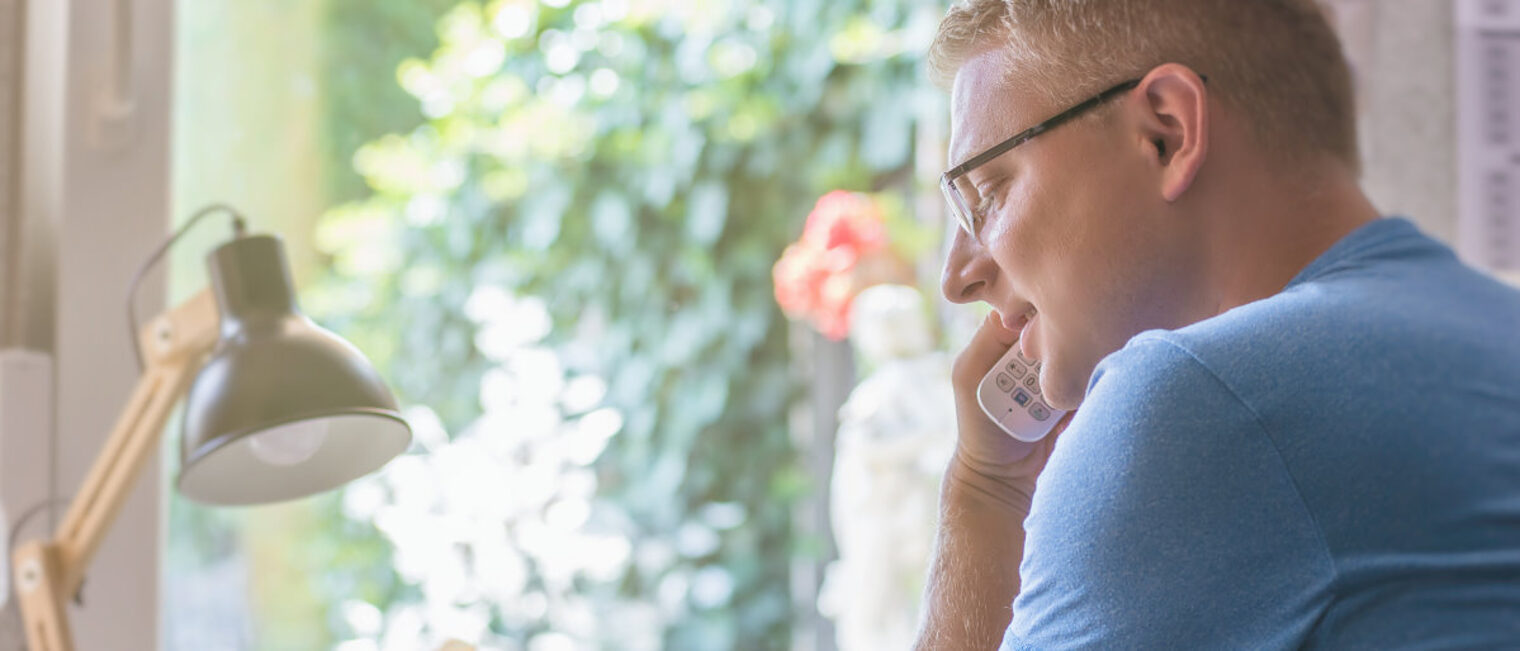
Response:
[928,0,1358,172]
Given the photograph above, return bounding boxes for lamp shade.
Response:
[177,234,411,505]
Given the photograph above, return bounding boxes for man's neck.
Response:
[1198,157,1380,318]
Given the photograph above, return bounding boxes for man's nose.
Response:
[941,230,994,304]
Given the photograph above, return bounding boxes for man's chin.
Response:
[1043,385,1083,412]
[1037,367,1082,411]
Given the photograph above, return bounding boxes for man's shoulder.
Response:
[1121,251,1520,393]
[1080,334,1259,439]
[1087,250,1520,450]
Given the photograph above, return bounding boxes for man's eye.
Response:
[976,178,1012,216]
[976,192,996,215]
[976,182,1002,216]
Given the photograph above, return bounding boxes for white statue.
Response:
[818,284,956,650]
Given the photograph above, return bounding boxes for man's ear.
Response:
[1131,63,1209,202]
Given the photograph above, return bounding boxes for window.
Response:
[166,1,948,649]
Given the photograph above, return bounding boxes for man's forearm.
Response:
[915,452,1034,651]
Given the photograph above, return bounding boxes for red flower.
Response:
[772,191,891,340]
[802,191,888,253]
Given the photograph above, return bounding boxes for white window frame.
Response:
[1,0,173,648]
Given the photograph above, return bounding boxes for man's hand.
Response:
[949,313,1072,495]
[916,312,1075,651]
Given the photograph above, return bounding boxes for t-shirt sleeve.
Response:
[1002,336,1335,650]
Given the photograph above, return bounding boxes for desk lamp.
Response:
[10,205,412,650]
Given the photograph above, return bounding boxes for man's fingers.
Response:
[952,312,1018,389]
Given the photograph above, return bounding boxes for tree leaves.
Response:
[312,0,938,645]
[684,182,728,246]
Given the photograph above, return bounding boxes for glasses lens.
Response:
[941,175,980,235]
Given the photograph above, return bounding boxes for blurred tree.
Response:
[305,0,945,647]
[321,0,464,205]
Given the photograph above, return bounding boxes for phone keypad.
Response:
[980,343,1066,442]
[1006,357,1046,407]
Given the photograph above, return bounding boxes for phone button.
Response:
[995,372,1015,392]
[1012,389,1032,406]
[1022,373,1040,394]
[1029,402,1051,421]
[1005,361,1027,378]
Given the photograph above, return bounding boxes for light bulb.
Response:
[247,419,329,466]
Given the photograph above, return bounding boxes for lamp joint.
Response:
[153,317,175,352]
[18,557,40,592]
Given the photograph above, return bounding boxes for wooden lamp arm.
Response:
[11,289,219,651]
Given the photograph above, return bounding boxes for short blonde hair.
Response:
[929,0,1358,172]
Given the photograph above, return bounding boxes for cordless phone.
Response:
[976,343,1068,442]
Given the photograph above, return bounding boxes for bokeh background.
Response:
[158,0,1495,649]
[168,0,949,649]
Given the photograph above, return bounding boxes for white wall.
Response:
[1333,0,1459,240]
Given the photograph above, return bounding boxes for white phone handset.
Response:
[976,343,1068,442]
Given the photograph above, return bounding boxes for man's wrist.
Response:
[945,448,1037,516]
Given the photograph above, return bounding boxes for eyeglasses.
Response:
[939,77,1143,237]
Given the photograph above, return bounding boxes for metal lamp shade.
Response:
[177,235,411,505]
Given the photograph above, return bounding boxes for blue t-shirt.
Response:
[1004,218,1520,649]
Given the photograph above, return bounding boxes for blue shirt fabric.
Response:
[1003,218,1520,649]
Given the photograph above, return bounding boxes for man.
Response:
[916,1,1520,648]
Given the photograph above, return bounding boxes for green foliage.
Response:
[320,0,462,205]
[311,0,943,645]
